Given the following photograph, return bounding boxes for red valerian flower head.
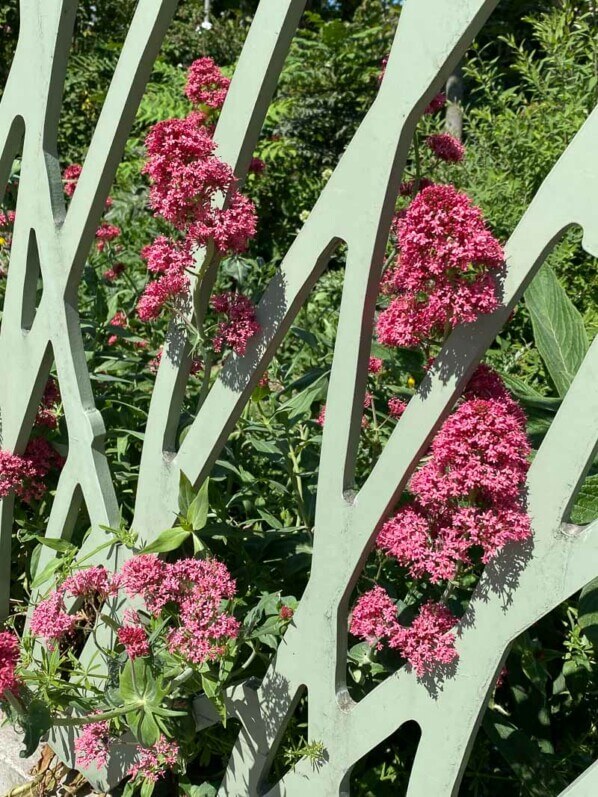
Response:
[377,184,504,347]
[128,737,179,783]
[63,164,82,197]
[143,114,257,254]
[29,591,77,648]
[350,586,399,649]
[107,311,127,346]
[424,92,446,114]
[95,223,121,252]
[389,601,459,677]
[117,625,150,659]
[426,133,465,163]
[410,396,530,508]
[185,57,230,109]
[210,292,260,355]
[74,718,112,770]
[0,630,20,695]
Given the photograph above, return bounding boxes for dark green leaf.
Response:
[33,536,75,553]
[570,475,598,525]
[187,478,210,531]
[140,528,191,554]
[579,577,598,650]
[20,700,52,758]
[31,558,63,589]
[525,265,589,396]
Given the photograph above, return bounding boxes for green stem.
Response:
[196,347,213,415]
[53,704,131,727]
[287,441,310,529]
[171,666,194,690]
[413,131,422,191]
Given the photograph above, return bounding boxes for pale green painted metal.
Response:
[0,1,596,794]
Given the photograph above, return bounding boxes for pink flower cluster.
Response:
[74,718,111,770]
[63,164,82,198]
[368,357,383,374]
[387,397,407,418]
[30,566,111,648]
[95,222,121,253]
[426,133,464,163]
[128,737,179,783]
[211,292,260,355]
[185,57,230,109]
[0,209,15,229]
[117,554,239,664]
[350,587,458,677]
[0,630,20,695]
[0,438,63,503]
[117,625,150,660]
[424,92,446,115]
[107,311,127,345]
[138,58,257,322]
[377,185,504,347]
[103,262,125,282]
[376,366,531,584]
[63,164,114,211]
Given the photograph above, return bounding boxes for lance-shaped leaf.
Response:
[524,264,589,396]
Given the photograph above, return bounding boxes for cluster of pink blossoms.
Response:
[75,715,179,778]
[377,364,531,585]
[30,565,111,648]
[117,624,150,659]
[0,438,63,502]
[74,718,111,770]
[211,292,260,355]
[117,554,240,664]
[350,588,458,677]
[138,58,258,333]
[377,184,504,348]
[29,555,239,665]
[426,133,465,163]
[185,56,230,108]
[0,630,20,695]
[424,92,446,115]
[128,737,180,783]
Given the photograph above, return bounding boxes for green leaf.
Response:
[119,658,156,703]
[31,558,63,589]
[100,613,122,634]
[246,615,282,641]
[179,780,217,797]
[570,475,598,525]
[127,706,161,747]
[277,374,328,422]
[524,264,589,396]
[33,536,75,553]
[179,471,195,516]
[140,528,191,554]
[140,778,156,797]
[20,700,52,758]
[187,478,210,531]
[579,577,598,650]
[201,673,227,725]
[482,709,564,794]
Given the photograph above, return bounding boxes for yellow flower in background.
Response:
[0,237,6,246]
[407,376,416,389]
